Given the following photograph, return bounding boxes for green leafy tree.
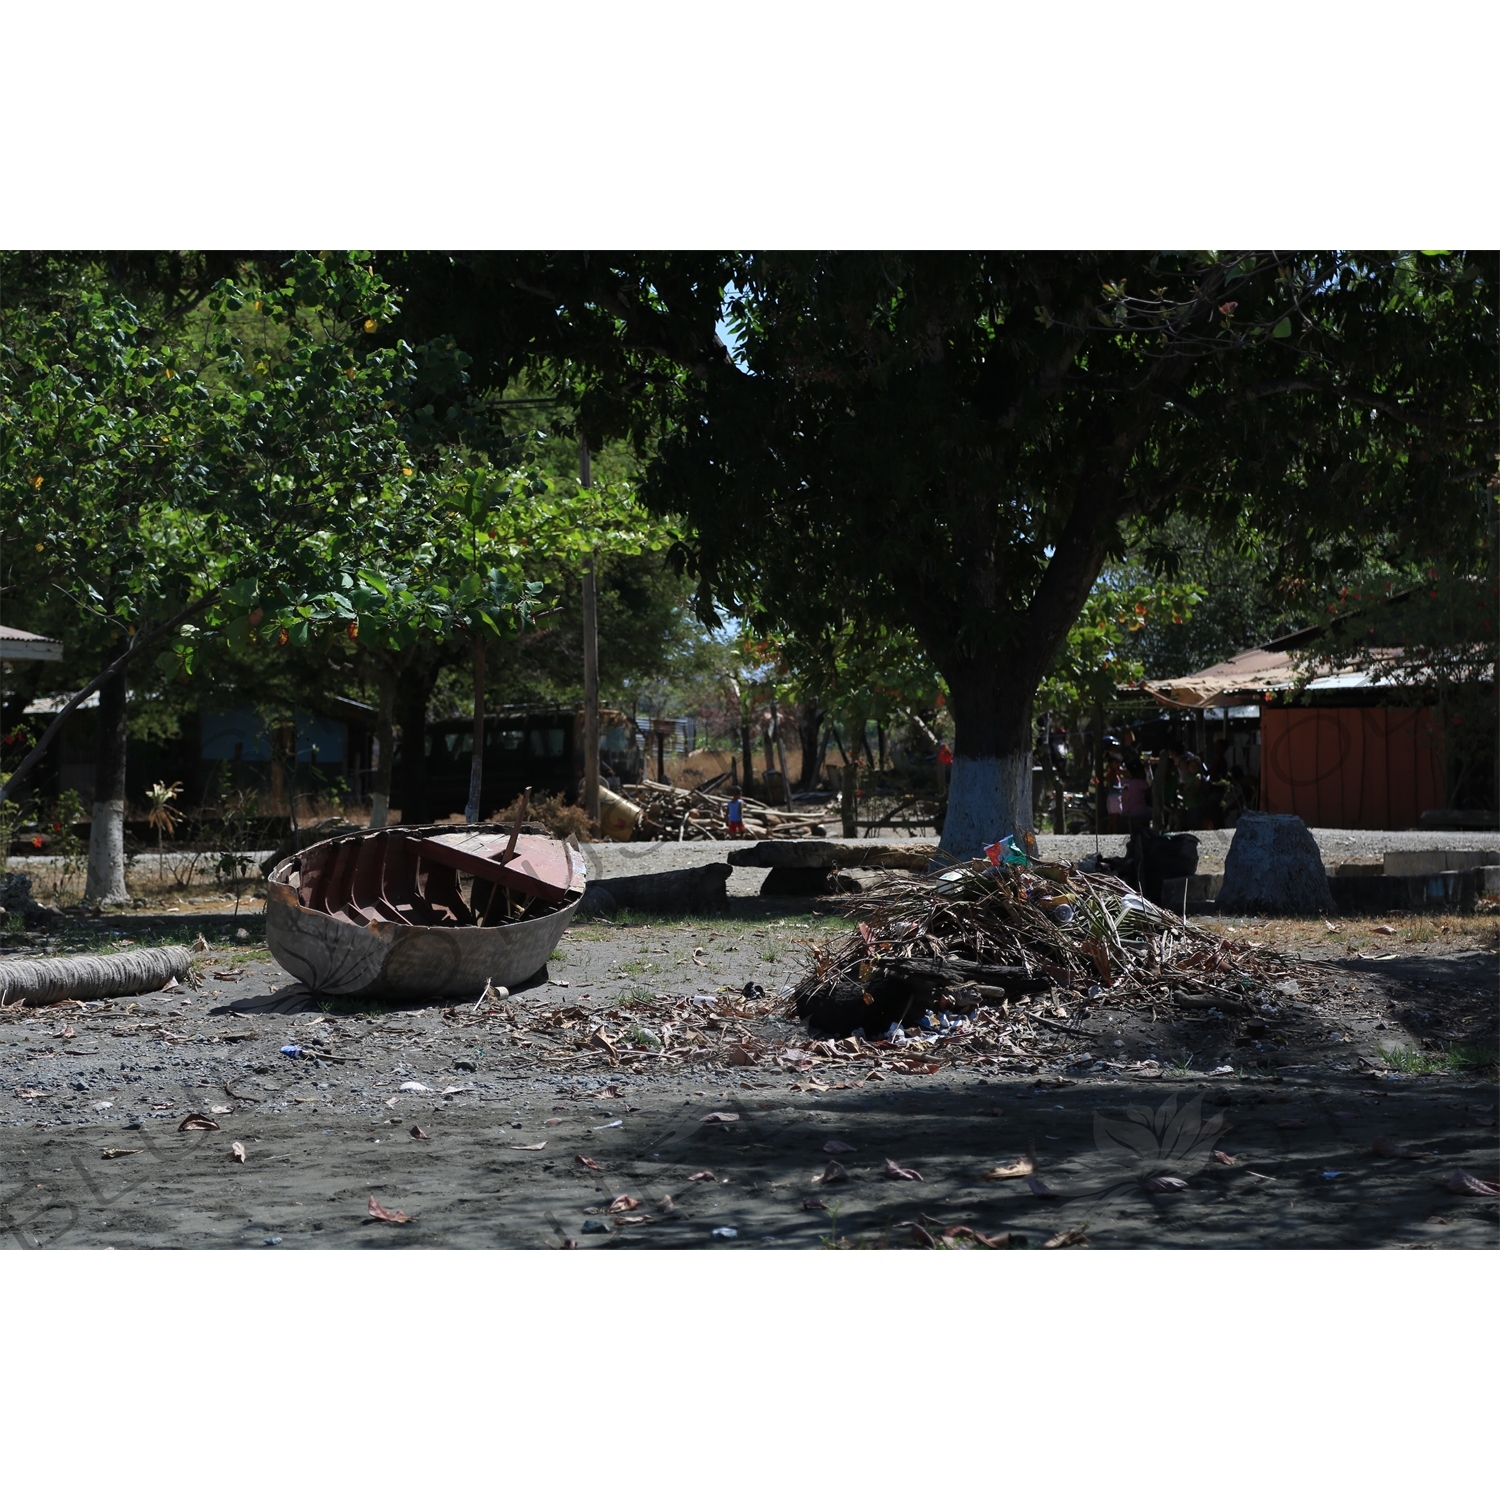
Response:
[0,253,453,897]
[526,250,1492,856]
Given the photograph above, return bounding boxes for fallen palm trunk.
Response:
[0,946,193,1006]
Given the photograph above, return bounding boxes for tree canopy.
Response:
[529,250,1493,853]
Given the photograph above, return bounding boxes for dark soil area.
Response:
[2,899,1495,1249]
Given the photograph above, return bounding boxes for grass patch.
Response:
[1378,1042,1499,1075]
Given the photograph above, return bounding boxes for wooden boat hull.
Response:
[264,824,585,1000]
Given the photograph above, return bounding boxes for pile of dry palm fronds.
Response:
[787,857,1300,1051]
[623,780,830,841]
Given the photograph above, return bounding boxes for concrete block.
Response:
[1477,866,1500,897]
[1160,873,1224,911]
[727,839,934,870]
[1328,869,1477,915]
[1383,849,1500,878]
[1418,809,1500,830]
[576,862,731,915]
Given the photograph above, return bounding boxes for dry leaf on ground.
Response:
[608,1195,642,1214]
[655,1195,675,1213]
[688,1170,715,1182]
[803,1197,828,1210]
[512,1140,547,1151]
[368,1195,412,1223]
[575,1155,602,1170]
[1027,1176,1059,1198]
[814,1159,849,1186]
[1212,1150,1238,1166]
[178,1113,220,1132]
[1043,1225,1090,1248]
[700,1111,739,1123]
[943,1224,1018,1248]
[1445,1170,1500,1196]
[1372,924,1397,936]
[885,1158,923,1180]
[101,1148,143,1160]
[230,1141,246,1163]
[614,1214,652,1226]
[1143,1175,1189,1192]
[1372,1136,1426,1159]
[409,1126,429,1140]
[823,1139,856,1153]
[983,1153,1036,1180]
[725,1045,758,1066]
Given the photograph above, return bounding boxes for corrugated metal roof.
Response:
[0,624,64,661]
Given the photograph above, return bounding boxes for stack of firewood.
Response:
[622,780,830,840]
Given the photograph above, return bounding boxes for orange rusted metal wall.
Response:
[1261,706,1444,829]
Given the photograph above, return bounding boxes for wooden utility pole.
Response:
[464,632,485,825]
[580,437,601,826]
[1092,699,1105,838]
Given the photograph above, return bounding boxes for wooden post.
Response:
[775,729,793,810]
[841,759,859,839]
[1092,700,1105,837]
[580,438,601,827]
[464,632,485,825]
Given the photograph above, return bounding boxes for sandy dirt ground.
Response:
[1,895,1495,1250]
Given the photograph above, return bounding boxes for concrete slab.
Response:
[1383,849,1500,878]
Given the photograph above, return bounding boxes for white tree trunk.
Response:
[937,751,1033,862]
[85,798,129,907]
[368,790,390,830]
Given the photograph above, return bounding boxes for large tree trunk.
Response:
[794,699,825,791]
[739,717,755,798]
[924,469,1129,862]
[84,647,129,906]
[937,656,1037,861]
[367,674,397,830]
[390,653,440,825]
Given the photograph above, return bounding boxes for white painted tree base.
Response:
[84,799,129,906]
[936,753,1034,863]
[368,793,390,831]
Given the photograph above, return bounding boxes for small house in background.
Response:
[1143,644,1449,830]
[6,691,362,821]
[409,705,652,823]
[199,707,349,807]
[0,624,64,664]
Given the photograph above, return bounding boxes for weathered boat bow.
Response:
[266,823,585,1000]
